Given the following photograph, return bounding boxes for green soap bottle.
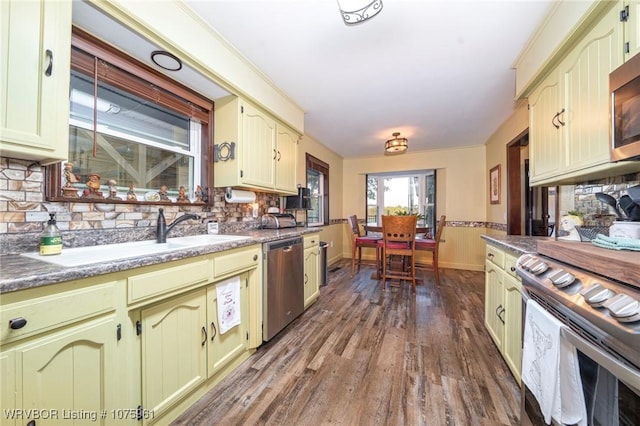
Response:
[40,213,62,256]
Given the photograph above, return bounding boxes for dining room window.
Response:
[306,154,329,226]
[366,170,437,235]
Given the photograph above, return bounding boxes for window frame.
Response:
[306,153,329,226]
[366,170,437,235]
[45,27,214,205]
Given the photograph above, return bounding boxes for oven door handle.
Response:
[561,327,640,395]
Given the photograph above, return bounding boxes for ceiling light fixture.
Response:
[385,132,408,153]
[151,50,182,71]
[337,0,383,25]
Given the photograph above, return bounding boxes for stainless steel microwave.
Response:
[611,53,640,161]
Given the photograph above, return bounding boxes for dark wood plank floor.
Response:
[172,260,521,426]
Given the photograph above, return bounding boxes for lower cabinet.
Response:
[484,244,522,384]
[0,244,262,425]
[140,290,208,421]
[303,234,320,308]
[0,276,125,426]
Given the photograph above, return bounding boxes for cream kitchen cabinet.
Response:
[528,69,563,182]
[0,243,263,425]
[0,0,71,164]
[623,0,640,60]
[275,122,300,194]
[528,2,635,186]
[303,234,320,308]
[484,244,522,384]
[0,277,127,425]
[214,95,299,195]
[206,273,250,378]
[139,289,208,422]
[132,245,261,424]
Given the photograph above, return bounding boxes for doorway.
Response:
[506,131,551,236]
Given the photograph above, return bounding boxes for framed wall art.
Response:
[490,164,501,205]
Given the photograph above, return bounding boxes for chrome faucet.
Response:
[156,208,200,243]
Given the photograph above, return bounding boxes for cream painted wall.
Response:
[343,145,486,222]
[484,99,529,230]
[342,145,487,271]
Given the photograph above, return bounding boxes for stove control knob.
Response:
[529,260,549,275]
[517,254,535,268]
[604,293,640,321]
[548,269,575,287]
[580,283,616,307]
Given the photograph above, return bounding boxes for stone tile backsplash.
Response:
[0,157,281,254]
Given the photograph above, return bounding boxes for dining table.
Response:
[364,224,431,281]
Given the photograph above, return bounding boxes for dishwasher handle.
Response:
[265,237,303,251]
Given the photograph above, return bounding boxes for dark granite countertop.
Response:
[480,234,551,257]
[0,228,322,294]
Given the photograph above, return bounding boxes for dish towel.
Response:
[216,276,241,334]
[591,234,640,251]
[522,299,587,425]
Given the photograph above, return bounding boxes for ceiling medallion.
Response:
[151,50,183,71]
[385,132,408,154]
[338,0,383,25]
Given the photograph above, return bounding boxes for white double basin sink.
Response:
[21,234,251,267]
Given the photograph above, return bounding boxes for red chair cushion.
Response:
[356,236,381,246]
[415,238,436,249]
[377,240,409,250]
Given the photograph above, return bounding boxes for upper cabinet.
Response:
[0,0,71,164]
[214,96,299,195]
[624,0,640,59]
[527,1,640,186]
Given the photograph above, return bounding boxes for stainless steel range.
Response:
[516,240,640,425]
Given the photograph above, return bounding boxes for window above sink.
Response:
[46,24,218,205]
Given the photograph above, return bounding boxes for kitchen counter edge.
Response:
[0,228,320,294]
[480,234,551,257]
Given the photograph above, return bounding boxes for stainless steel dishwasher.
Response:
[263,237,304,341]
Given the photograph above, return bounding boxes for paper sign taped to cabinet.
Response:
[216,276,241,334]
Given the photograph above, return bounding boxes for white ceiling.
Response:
[74,0,553,159]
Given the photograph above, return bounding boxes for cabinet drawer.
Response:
[304,234,319,249]
[128,258,213,304]
[213,246,260,279]
[486,245,505,269]
[504,254,519,279]
[1,281,117,344]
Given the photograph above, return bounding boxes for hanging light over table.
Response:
[385,132,408,153]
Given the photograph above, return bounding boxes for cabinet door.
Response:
[503,274,523,384]
[484,260,504,349]
[140,290,207,421]
[275,124,299,194]
[304,246,320,308]
[529,70,563,183]
[0,0,71,164]
[562,4,623,171]
[241,102,276,189]
[19,317,118,424]
[624,0,640,60]
[0,350,16,426]
[206,274,249,378]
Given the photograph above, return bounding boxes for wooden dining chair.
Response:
[381,215,417,293]
[348,215,381,276]
[415,215,446,287]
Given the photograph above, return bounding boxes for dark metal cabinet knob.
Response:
[9,317,27,330]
